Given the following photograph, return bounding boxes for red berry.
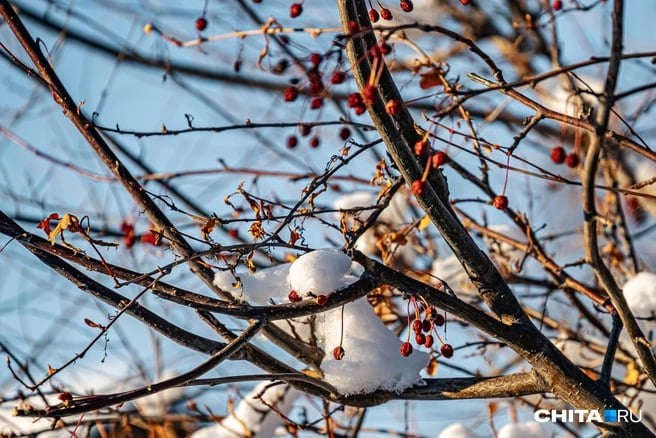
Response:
[333,346,345,360]
[331,71,346,84]
[309,53,322,66]
[290,3,303,18]
[415,333,426,345]
[380,8,393,20]
[421,319,431,332]
[195,17,208,31]
[400,342,413,357]
[414,139,429,156]
[57,392,72,402]
[316,294,328,305]
[288,290,302,302]
[348,20,360,34]
[440,343,454,358]
[566,153,580,168]
[400,0,414,12]
[411,180,426,196]
[433,314,445,327]
[460,0,470,5]
[369,9,380,23]
[431,151,448,168]
[228,229,239,239]
[493,195,508,210]
[309,136,320,148]
[283,86,298,102]
[424,335,434,348]
[550,146,566,164]
[386,99,401,116]
[310,97,323,109]
[339,127,351,140]
[553,0,562,11]
[353,104,366,115]
[347,92,363,108]
[412,319,422,334]
[379,42,392,55]
[141,231,160,246]
[287,135,298,148]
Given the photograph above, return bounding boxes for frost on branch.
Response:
[191,382,299,438]
[214,249,429,395]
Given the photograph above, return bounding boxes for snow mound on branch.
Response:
[623,272,656,334]
[320,297,429,395]
[497,422,545,438]
[0,408,68,437]
[213,249,429,395]
[635,160,656,218]
[439,423,475,438]
[288,248,352,295]
[214,264,291,305]
[190,382,299,438]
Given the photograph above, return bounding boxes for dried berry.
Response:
[424,335,434,348]
[440,343,454,358]
[369,8,380,23]
[400,0,413,12]
[400,342,413,356]
[412,319,422,334]
[493,195,508,210]
[415,333,426,345]
[380,8,393,20]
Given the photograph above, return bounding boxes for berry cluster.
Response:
[288,289,329,305]
[550,146,580,168]
[409,134,450,197]
[400,298,453,359]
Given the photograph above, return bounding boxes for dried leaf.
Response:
[84,318,103,329]
[200,218,217,240]
[625,361,641,386]
[426,357,438,376]
[419,71,442,90]
[418,215,431,231]
[48,213,79,245]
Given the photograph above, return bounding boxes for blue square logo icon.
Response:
[604,409,618,422]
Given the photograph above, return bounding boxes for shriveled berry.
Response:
[331,71,346,84]
[380,42,392,55]
[431,151,448,168]
[424,335,434,348]
[310,97,324,109]
[414,139,429,156]
[299,124,312,137]
[333,346,345,360]
[309,136,320,148]
[553,0,562,11]
[386,99,401,116]
[339,127,351,140]
[287,135,298,148]
[411,180,426,196]
[369,8,380,23]
[400,0,413,12]
[400,342,413,356]
[283,86,298,102]
[195,17,208,31]
[380,8,393,20]
[309,53,322,66]
[361,84,377,104]
[421,319,431,332]
[493,195,508,210]
[316,294,328,305]
[550,146,566,164]
[412,319,422,334]
[433,313,445,326]
[288,290,302,302]
[290,3,303,18]
[566,153,580,168]
[440,343,454,358]
[415,333,426,345]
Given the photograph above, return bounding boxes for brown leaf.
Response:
[200,218,216,240]
[419,71,442,89]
